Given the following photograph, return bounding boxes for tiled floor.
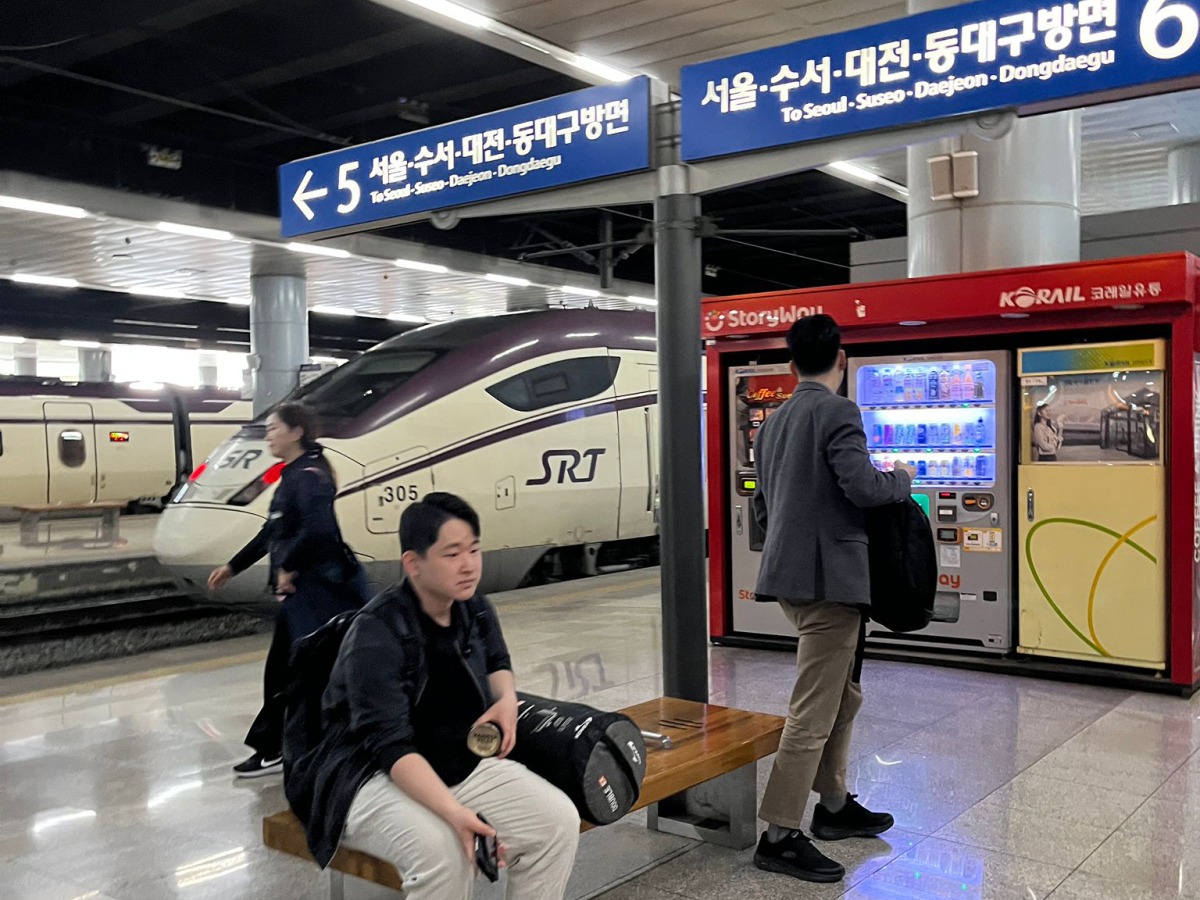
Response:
[1,568,1198,899]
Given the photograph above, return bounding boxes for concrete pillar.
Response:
[1168,144,1200,205]
[78,346,112,382]
[250,274,308,416]
[906,0,1081,275]
[14,342,37,376]
[198,352,219,388]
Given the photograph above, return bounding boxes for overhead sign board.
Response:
[280,77,652,237]
[681,0,1200,161]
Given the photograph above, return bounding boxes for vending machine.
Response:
[1017,340,1167,669]
[849,351,1013,652]
[727,364,798,637]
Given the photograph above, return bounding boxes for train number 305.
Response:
[378,484,420,505]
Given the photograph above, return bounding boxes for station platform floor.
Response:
[2,568,1198,900]
[0,511,158,570]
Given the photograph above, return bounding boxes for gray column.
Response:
[1168,144,1200,205]
[250,274,308,416]
[906,0,1081,275]
[655,165,708,703]
[14,342,36,377]
[78,346,112,382]
[197,352,219,388]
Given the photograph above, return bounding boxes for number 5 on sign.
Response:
[337,161,361,214]
[1140,0,1199,60]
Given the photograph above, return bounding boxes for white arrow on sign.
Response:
[292,170,329,221]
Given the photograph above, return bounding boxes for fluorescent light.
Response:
[311,305,356,316]
[0,195,88,218]
[396,259,449,274]
[287,242,352,259]
[155,221,233,241]
[484,273,531,287]
[567,54,631,83]
[829,161,880,183]
[12,273,80,289]
[0,335,25,344]
[32,808,96,832]
[222,296,251,306]
[627,295,657,307]
[403,0,493,29]
[62,340,101,348]
[492,339,538,361]
[130,381,164,391]
[388,312,428,324]
[127,285,185,299]
[561,285,600,298]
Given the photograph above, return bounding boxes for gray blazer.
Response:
[752,380,912,607]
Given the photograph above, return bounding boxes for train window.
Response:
[292,350,438,419]
[58,430,87,468]
[487,357,620,412]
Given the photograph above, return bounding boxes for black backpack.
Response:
[508,694,647,826]
[281,609,358,777]
[864,497,937,633]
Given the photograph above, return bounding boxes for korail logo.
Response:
[704,304,824,333]
[999,285,1086,309]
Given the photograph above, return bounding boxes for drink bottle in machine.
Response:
[850,351,1013,652]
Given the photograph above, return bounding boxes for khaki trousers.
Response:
[341,758,580,900]
[758,600,864,831]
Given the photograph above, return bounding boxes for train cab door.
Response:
[43,402,97,504]
[646,367,659,525]
[363,446,433,535]
[615,360,657,539]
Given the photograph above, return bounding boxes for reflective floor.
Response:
[1,568,1198,899]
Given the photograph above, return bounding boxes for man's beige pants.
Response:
[340,758,581,899]
[758,599,864,831]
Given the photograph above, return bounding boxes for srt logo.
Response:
[527,449,606,485]
[217,449,262,470]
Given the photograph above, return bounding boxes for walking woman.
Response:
[208,402,370,777]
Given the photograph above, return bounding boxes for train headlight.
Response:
[228,462,286,507]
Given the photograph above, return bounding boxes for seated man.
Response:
[290,492,580,899]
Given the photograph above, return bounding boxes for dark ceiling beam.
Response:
[0,0,252,88]
[106,28,430,127]
[226,67,560,151]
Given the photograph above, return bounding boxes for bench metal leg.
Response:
[646,761,758,850]
[328,869,345,900]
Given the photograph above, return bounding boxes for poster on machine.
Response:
[1021,370,1163,463]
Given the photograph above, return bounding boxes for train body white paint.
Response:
[154,310,663,602]
[0,378,250,508]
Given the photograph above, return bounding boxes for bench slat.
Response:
[263,698,784,889]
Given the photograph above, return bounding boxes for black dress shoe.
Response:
[810,793,895,840]
[753,830,845,883]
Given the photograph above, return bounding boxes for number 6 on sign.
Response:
[1140,0,1200,60]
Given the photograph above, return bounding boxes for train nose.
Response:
[154,504,268,599]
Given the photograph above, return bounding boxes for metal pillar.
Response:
[14,342,36,377]
[655,165,708,703]
[198,352,219,388]
[250,274,308,416]
[78,346,112,382]
[1168,144,1200,205]
[906,0,1080,275]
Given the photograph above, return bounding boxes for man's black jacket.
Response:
[286,579,513,867]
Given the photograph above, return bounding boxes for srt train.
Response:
[154,309,663,602]
[0,378,251,509]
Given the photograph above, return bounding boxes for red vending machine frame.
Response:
[704,252,1200,693]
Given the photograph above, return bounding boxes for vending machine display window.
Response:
[1020,369,1164,465]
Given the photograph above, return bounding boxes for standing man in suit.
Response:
[751,315,915,883]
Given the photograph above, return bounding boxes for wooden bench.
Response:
[15,501,125,547]
[264,697,784,899]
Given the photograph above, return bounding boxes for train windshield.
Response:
[291,350,438,419]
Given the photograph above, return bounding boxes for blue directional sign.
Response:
[681,0,1200,161]
[280,77,651,237]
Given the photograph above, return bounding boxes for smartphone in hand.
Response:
[474,813,499,882]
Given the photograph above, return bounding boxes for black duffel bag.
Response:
[507,694,647,826]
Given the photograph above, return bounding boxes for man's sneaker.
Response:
[810,793,894,841]
[753,829,845,883]
[233,752,282,778]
